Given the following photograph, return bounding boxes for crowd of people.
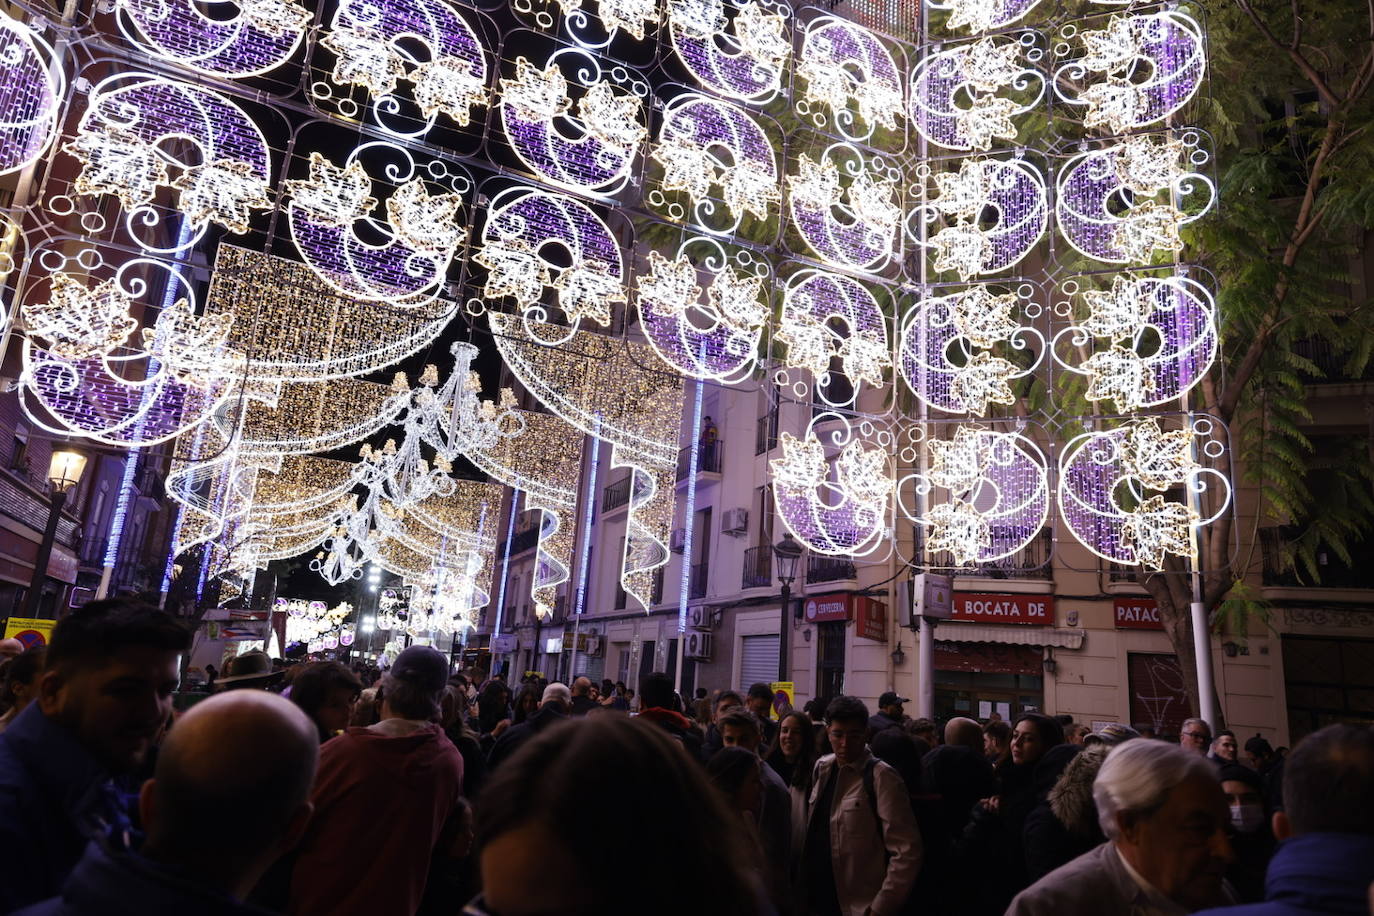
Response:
[0,599,1372,916]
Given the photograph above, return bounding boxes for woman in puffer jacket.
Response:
[1022,742,1111,882]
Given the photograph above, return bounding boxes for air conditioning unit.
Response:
[688,605,712,630]
[670,527,686,552]
[721,507,749,537]
[685,630,713,661]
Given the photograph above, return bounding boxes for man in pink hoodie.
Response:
[289,646,463,916]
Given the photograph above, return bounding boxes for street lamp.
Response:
[23,449,87,619]
[773,533,803,682]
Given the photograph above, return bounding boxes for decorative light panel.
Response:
[241,456,358,515]
[515,0,660,45]
[616,447,675,610]
[59,75,273,253]
[224,377,406,459]
[779,269,891,405]
[0,17,63,178]
[408,342,522,462]
[285,146,468,306]
[796,16,904,144]
[526,495,574,619]
[667,0,791,104]
[636,237,770,382]
[648,93,779,234]
[1052,273,1217,411]
[205,245,453,382]
[1054,12,1205,135]
[926,0,1043,34]
[910,155,1047,279]
[898,283,1043,414]
[1057,417,1231,570]
[499,51,646,195]
[114,0,310,77]
[788,143,903,273]
[465,408,582,512]
[315,0,488,137]
[898,426,1048,566]
[488,312,684,466]
[1056,133,1215,264]
[909,34,1045,151]
[475,186,625,339]
[770,420,890,555]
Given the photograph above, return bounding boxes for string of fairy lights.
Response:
[0,0,1230,646]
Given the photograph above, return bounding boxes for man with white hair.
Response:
[1007,738,1235,915]
[487,681,572,769]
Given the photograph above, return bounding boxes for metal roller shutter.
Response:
[739,634,779,689]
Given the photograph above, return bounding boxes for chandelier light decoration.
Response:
[0,0,1230,609]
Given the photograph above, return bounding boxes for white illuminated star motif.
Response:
[720,164,779,220]
[474,236,550,304]
[944,0,1002,33]
[501,58,571,122]
[64,128,168,210]
[1122,495,1196,569]
[323,26,407,96]
[956,94,1018,150]
[599,0,658,40]
[409,55,487,124]
[734,2,790,69]
[1079,17,1139,73]
[770,433,828,492]
[654,134,718,201]
[933,160,989,220]
[1112,135,1185,195]
[788,154,841,207]
[1082,79,1143,135]
[667,0,727,37]
[238,0,310,37]
[838,333,891,388]
[855,80,903,130]
[709,268,767,329]
[286,153,378,226]
[927,498,991,566]
[385,179,463,254]
[637,252,702,317]
[777,317,832,377]
[836,441,890,506]
[1124,421,1195,490]
[950,350,1017,413]
[928,427,985,493]
[798,42,852,116]
[22,275,139,360]
[141,298,237,388]
[950,286,1019,348]
[845,170,901,235]
[170,158,271,234]
[962,38,1022,91]
[578,82,646,151]
[932,223,992,278]
[1084,346,1151,409]
[1113,201,1184,261]
[1081,275,1153,340]
[554,265,624,326]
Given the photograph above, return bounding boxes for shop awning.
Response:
[934,624,1084,649]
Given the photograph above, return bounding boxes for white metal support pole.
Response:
[918,614,935,720]
[676,366,705,695]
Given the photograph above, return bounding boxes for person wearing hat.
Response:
[868,691,909,739]
[287,646,463,916]
[213,651,282,691]
[1081,722,1141,748]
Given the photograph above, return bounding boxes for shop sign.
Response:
[949,593,1053,625]
[1115,598,1164,630]
[855,596,887,641]
[804,593,852,623]
[491,634,518,653]
[2,616,55,648]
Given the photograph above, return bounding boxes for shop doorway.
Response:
[933,641,1043,722]
[816,621,845,702]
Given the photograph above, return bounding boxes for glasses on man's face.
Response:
[1183,731,1210,741]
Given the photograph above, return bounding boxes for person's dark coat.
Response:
[959,753,1049,915]
[487,704,567,769]
[1194,833,1374,916]
[15,838,274,916]
[569,695,598,717]
[0,704,133,912]
[637,706,704,761]
[1023,744,1108,882]
[867,711,902,739]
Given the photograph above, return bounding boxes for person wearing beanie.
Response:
[286,647,463,916]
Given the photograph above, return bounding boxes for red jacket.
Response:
[289,722,463,916]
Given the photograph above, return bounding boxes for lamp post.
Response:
[23,449,87,619]
[772,533,802,682]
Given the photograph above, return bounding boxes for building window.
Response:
[1283,635,1374,742]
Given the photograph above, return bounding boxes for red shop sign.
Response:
[949,593,1053,625]
[855,596,887,642]
[1115,599,1164,630]
[803,593,852,623]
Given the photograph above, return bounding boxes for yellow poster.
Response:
[769,681,794,720]
[3,616,57,649]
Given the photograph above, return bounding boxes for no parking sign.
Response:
[3,617,56,649]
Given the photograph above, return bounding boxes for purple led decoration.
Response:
[788,144,903,274]
[781,270,890,403]
[909,35,1045,151]
[927,0,1043,34]
[796,16,903,144]
[668,0,791,104]
[116,0,308,78]
[914,157,1047,278]
[775,485,885,554]
[0,19,61,177]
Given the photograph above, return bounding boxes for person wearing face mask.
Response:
[1215,765,1275,903]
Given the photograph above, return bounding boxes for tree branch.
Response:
[1234,0,1343,108]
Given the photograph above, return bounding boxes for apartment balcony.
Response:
[914,527,1054,580]
[1260,526,1374,590]
[807,554,857,584]
[602,475,632,513]
[1292,337,1374,383]
[755,414,778,455]
[677,440,722,483]
[741,545,772,589]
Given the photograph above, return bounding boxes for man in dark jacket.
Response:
[868,691,908,739]
[487,682,572,768]
[0,600,189,913]
[1196,723,1374,916]
[16,691,319,916]
[568,677,599,716]
[637,671,704,761]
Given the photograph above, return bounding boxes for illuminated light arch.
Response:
[667,0,791,104]
[796,16,904,145]
[317,0,488,137]
[1057,418,1231,571]
[1052,274,1217,411]
[898,284,1043,415]
[780,270,891,405]
[61,75,273,254]
[926,0,1043,34]
[204,245,453,382]
[650,93,779,234]
[475,187,625,342]
[0,18,64,178]
[909,34,1045,151]
[114,0,310,78]
[636,237,769,383]
[770,418,890,556]
[498,51,645,195]
[222,377,408,459]
[909,155,1047,280]
[285,146,468,307]
[787,143,903,274]
[898,426,1048,567]
[1054,12,1205,135]
[1055,134,1215,264]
